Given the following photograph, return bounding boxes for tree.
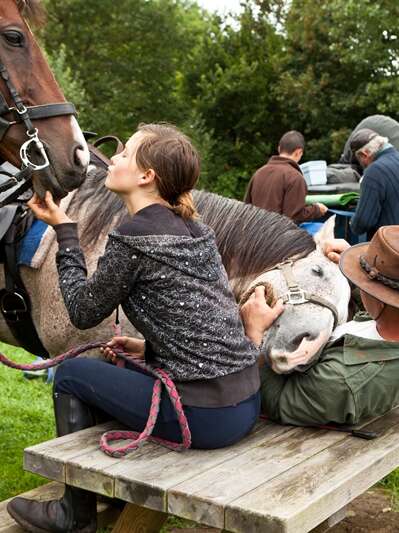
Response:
[41,0,399,200]
[179,3,284,198]
[274,0,399,161]
[45,45,90,127]
[41,0,210,139]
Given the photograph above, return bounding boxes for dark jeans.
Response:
[54,358,260,449]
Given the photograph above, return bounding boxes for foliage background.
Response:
[41,0,399,199]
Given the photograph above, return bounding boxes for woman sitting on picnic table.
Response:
[8,123,285,533]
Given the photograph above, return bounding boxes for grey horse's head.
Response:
[253,218,351,373]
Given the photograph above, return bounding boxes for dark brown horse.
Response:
[0,1,89,198]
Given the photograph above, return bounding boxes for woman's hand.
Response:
[240,286,284,347]
[27,191,72,226]
[323,238,350,264]
[100,336,146,364]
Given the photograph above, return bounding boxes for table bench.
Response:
[21,407,399,532]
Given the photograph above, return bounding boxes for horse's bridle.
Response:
[0,61,77,358]
[270,260,339,329]
[0,60,77,206]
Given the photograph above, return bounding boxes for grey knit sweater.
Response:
[55,218,260,406]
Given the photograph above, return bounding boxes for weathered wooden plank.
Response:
[24,419,279,504]
[61,415,257,499]
[24,422,117,482]
[310,505,347,532]
[61,421,287,512]
[66,440,171,497]
[168,426,347,529]
[112,421,292,513]
[111,502,167,533]
[226,408,399,533]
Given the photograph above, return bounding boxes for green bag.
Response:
[306,191,359,207]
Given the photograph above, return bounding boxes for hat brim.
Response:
[339,243,399,309]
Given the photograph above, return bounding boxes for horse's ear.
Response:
[314,215,336,249]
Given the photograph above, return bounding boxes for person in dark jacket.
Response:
[349,128,399,240]
[8,124,281,533]
[244,130,328,222]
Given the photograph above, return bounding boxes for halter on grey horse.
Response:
[248,217,351,373]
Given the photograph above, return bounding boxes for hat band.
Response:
[359,256,399,290]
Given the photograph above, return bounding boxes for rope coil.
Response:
[239,281,276,307]
[0,342,191,457]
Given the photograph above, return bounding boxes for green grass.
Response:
[1,341,398,529]
[0,342,55,501]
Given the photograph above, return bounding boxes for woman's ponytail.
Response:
[170,191,198,220]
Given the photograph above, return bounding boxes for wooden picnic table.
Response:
[19,407,399,532]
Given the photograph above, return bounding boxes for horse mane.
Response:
[71,169,315,296]
[192,190,315,295]
[16,0,46,26]
[69,166,127,247]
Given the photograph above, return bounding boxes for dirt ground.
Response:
[169,487,399,532]
[329,488,399,532]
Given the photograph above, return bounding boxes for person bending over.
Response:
[349,128,399,239]
[244,130,328,222]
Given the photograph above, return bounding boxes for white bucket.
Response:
[300,160,327,186]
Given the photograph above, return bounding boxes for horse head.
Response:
[0,1,89,198]
[253,217,351,373]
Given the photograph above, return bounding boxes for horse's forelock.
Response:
[16,0,46,27]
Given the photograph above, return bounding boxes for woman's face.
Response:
[105,132,146,193]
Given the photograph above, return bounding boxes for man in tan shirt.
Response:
[244,131,328,222]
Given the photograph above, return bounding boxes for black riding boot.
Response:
[7,393,97,533]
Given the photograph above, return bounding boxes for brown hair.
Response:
[135,123,200,219]
[278,130,305,154]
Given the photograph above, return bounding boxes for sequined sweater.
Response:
[54,204,260,407]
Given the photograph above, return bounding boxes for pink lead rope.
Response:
[0,340,192,457]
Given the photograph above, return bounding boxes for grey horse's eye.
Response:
[311,265,324,277]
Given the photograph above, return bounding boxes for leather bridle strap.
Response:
[0,60,76,206]
[0,94,76,136]
[15,102,76,121]
[0,64,76,125]
[0,60,76,152]
[0,62,36,134]
[278,261,339,329]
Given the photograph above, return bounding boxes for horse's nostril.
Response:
[292,333,311,348]
[74,147,82,166]
[74,146,89,170]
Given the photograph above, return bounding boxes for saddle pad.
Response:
[18,219,49,267]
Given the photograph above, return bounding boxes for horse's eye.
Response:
[3,31,25,47]
[312,265,324,277]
